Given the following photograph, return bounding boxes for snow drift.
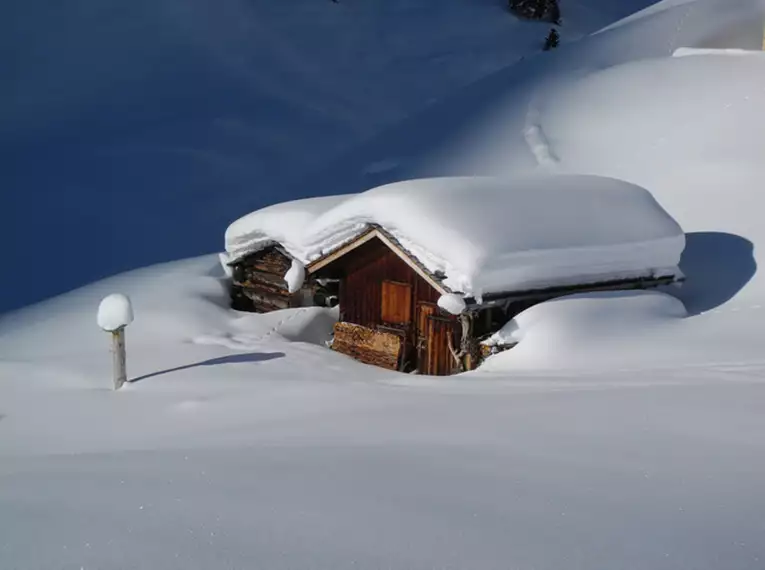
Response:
[480,290,690,372]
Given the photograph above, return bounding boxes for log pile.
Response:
[331,322,402,370]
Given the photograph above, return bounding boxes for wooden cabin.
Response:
[229,244,337,313]
[224,175,686,376]
[307,225,678,376]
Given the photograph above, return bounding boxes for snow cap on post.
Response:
[437,293,466,316]
[97,293,134,332]
[284,259,306,294]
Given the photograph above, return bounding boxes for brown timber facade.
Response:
[310,233,461,376]
[232,227,681,376]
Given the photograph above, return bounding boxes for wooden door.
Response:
[425,315,458,376]
[381,280,412,326]
[416,302,437,372]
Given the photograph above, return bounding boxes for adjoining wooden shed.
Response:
[229,244,337,313]
[224,194,349,313]
[307,224,678,376]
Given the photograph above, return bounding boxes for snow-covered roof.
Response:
[224,195,348,263]
[225,175,685,297]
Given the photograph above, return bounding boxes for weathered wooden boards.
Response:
[112,328,127,390]
[331,322,402,370]
[231,247,303,312]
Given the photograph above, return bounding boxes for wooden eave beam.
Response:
[464,273,681,309]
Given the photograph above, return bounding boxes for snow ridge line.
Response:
[523,96,559,170]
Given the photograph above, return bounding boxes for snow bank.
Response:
[96,294,134,332]
[0,255,340,388]
[480,290,689,372]
[303,175,685,296]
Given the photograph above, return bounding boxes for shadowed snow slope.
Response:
[0,0,634,314]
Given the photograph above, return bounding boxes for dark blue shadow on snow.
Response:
[129,352,285,384]
[676,232,756,315]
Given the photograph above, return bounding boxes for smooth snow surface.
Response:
[3,1,765,569]
[228,175,685,296]
[96,293,134,332]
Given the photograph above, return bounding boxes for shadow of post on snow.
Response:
[129,352,285,384]
[676,232,757,315]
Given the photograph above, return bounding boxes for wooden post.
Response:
[112,327,127,390]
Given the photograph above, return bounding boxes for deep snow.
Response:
[2,1,765,569]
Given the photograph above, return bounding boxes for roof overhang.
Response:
[306,225,452,296]
[226,242,295,266]
[463,273,682,311]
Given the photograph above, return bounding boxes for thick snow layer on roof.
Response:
[224,195,347,263]
[302,175,685,296]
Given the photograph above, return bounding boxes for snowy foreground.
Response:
[1,255,764,569]
[3,0,765,568]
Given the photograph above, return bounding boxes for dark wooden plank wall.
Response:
[334,237,456,373]
[340,238,440,325]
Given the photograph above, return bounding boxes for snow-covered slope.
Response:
[3,1,765,569]
[0,0,630,314]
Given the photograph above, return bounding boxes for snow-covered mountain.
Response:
[2,1,765,569]
[0,0,640,314]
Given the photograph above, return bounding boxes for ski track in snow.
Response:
[523,96,560,170]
